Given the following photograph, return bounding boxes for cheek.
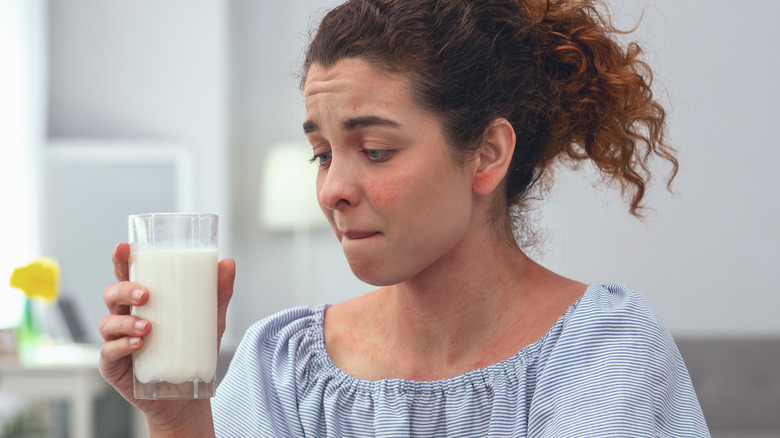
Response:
[367,178,404,209]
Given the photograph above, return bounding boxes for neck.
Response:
[324,218,586,382]
[394,238,528,315]
[385,227,534,376]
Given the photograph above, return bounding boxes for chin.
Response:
[348,261,404,287]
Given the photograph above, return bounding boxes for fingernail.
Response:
[129,337,141,346]
[134,320,148,332]
[132,289,144,301]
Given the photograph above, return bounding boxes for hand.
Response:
[98,242,235,435]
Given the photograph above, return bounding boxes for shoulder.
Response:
[230,305,327,378]
[529,283,709,436]
[544,283,679,374]
[561,282,671,341]
[213,305,328,436]
[243,305,326,348]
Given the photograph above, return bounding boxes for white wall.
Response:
[538,0,780,337]
[47,0,229,222]
[46,0,230,342]
[47,0,780,342]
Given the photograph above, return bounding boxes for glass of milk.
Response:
[128,213,218,399]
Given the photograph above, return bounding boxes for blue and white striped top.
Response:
[213,283,710,437]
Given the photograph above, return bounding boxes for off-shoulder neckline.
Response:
[302,284,598,393]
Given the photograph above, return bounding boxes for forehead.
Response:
[302,58,448,140]
[305,58,398,89]
[303,59,408,110]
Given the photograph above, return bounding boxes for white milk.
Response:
[129,248,218,384]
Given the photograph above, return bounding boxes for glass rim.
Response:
[128,212,218,220]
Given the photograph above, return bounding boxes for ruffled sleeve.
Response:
[527,283,710,437]
[213,305,326,437]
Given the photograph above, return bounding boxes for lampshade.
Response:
[259,142,328,231]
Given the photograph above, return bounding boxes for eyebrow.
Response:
[303,120,318,134]
[303,115,401,134]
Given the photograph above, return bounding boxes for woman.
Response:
[99,0,710,436]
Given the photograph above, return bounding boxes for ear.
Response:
[472,118,516,196]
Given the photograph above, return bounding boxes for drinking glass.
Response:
[128,213,218,399]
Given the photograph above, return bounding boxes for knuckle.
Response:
[98,315,113,333]
[99,342,112,357]
[102,282,119,300]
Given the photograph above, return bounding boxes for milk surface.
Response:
[130,248,218,384]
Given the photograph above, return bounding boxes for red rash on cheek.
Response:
[368,178,401,209]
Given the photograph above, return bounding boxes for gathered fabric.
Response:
[213,283,710,437]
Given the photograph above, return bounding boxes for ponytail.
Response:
[528,0,677,215]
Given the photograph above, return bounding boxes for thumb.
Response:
[216,258,236,344]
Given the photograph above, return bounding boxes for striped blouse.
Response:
[212,283,710,437]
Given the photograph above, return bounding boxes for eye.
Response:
[309,152,332,168]
[361,149,392,162]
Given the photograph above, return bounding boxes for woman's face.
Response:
[303,59,480,286]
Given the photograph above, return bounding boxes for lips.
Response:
[341,230,379,240]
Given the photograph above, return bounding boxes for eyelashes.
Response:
[310,149,394,169]
[361,149,392,162]
[309,151,332,167]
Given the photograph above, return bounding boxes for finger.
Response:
[99,314,151,342]
[112,242,131,282]
[99,337,142,380]
[103,282,148,315]
[218,258,236,305]
[217,258,236,342]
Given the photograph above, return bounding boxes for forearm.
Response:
[145,400,216,438]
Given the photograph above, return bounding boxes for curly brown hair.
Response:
[303,0,677,229]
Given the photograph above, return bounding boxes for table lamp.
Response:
[259,142,329,305]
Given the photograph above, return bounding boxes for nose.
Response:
[317,156,361,211]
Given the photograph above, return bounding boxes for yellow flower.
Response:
[9,257,60,302]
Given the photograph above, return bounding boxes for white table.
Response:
[0,344,110,438]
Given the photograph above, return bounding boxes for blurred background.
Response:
[1,0,778,437]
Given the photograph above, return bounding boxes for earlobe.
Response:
[472,118,516,196]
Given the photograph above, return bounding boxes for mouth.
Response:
[340,230,379,240]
